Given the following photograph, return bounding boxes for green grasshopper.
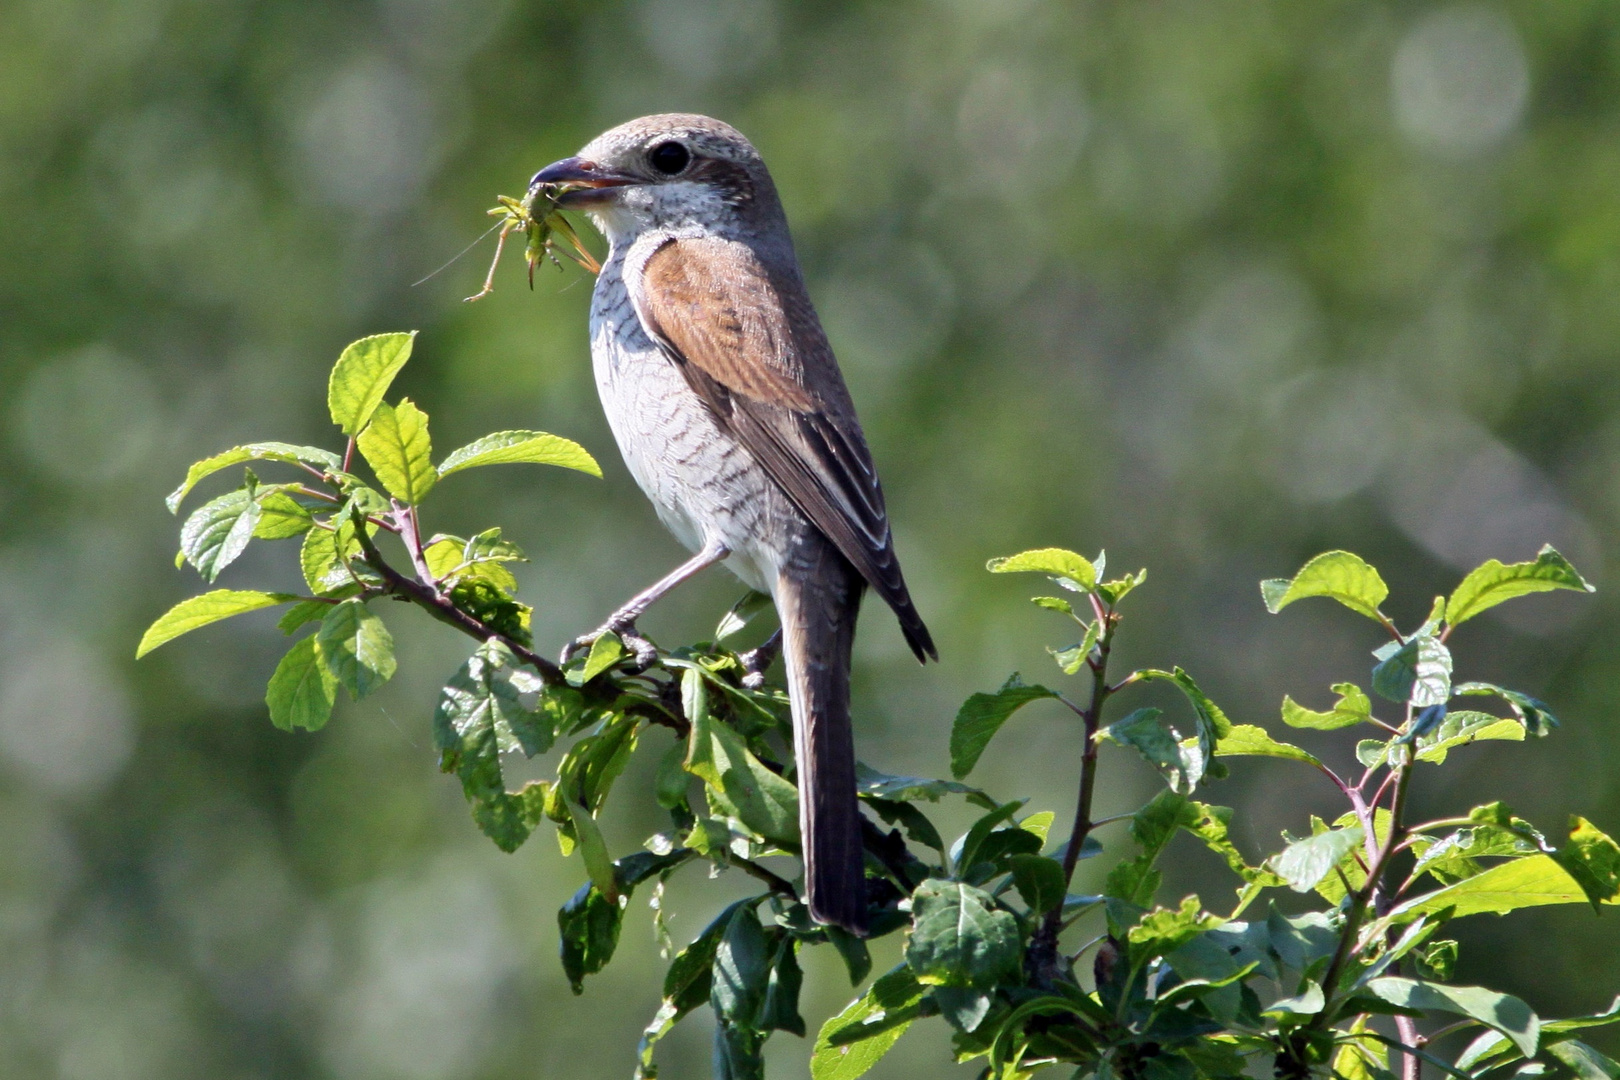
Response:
[464,183,600,302]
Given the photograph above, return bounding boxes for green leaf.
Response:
[1446,545,1594,628]
[665,900,748,1015]
[579,631,625,684]
[811,967,928,1080]
[855,764,985,804]
[1261,550,1389,621]
[265,635,337,732]
[761,936,806,1037]
[1371,634,1452,707]
[1102,707,1205,794]
[327,331,415,437]
[1272,826,1364,893]
[986,547,1097,593]
[1553,816,1620,912]
[316,599,395,701]
[1548,1040,1620,1080]
[356,398,436,504]
[1127,895,1221,964]
[1366,977,1539,1058]
[1455,682,1560,736]
[715,589,774,642]
[137,589,298,657]
[299,515,378,595]
[904,879,1020,987]
[1216,724,1324,767]
[166,442,342,513]
[949,674,1059,778]
[683,669,799,843]
[1282,683,1373,730]
[1388,854,1620,924]
[557,881,623,994]
[1137,667,1233,787]
[712,904,771,1026]
[1413,711,1523,764]
[253,489,315,539]
[432,640,537,852]
[1008,854,1067,914]
[436,429,602,479]
[567,796,618,900]
[180,486,261,582]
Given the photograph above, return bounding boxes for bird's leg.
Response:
[563,540,730,670]
[738,628,783,689]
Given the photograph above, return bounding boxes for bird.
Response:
[531,114,936,934]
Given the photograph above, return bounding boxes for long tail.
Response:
[776,540,868,936]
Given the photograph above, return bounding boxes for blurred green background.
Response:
[3,0,1619,1076]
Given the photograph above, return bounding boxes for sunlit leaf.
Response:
[986,547,1097,593]
[180,486,261,582]
[1413,711,1523,764]
[316,599,395,701]
[1553,816,1620,912]
[137,589,298,657]
[437,429,602,478]
[1216,724,1323,768]
[1388,854,1620,924]
[1446,545,1593,628]
[327,331,415,436]
[1366,977,1539,1058]
[1260,550,1388,621]
[1371,634,1452,706]
[265,635,337,732]
[166,442,341,513]
[431,639,538,851]
[1271,826,1363,893]
[683,669,798,843]
[356,398,436,504]
[253,489,315,539]
[1281,683,1372,730]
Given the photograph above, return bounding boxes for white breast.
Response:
[586,240,796,596]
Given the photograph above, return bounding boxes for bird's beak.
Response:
[530,157,637,207]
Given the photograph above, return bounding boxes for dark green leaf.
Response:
[316,599,395,701]
[761,936,806,1036]
[180,486,261,582]
[664,900,749,1014]
[1103,707,1206,793]
[933,987,992,1033]
[557,881,623,994]
[166,442,342,513]
[855,764,984,803]
[1446,545,1593,628]
[712,903,771,1026]
[1414,711,1523,765]
[436,428,601,478]
[1547,1040,1620,1080]
[1009,854,1067,913]
[356,398,436,504]
[137,589,298,657]
[1372,634,1452,706]
[713,1021,766,1080]
[904,879,1019,987]
[949,673,1059,778]
[265,635,337,732]
[1261,551,1389,620]
[986,546,1097,592]
[1366,977,1539,1057]
[1281,683,1373,730]
[328,331,415,436]
[1416,939,1458,982]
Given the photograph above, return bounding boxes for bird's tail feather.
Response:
[776,546,868,936]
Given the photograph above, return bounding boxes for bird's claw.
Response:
[737,630,783,690]
[561,622,660,673]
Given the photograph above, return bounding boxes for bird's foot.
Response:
[562,620,659,673]
[737,629,783,690]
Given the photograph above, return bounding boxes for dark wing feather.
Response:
[634,235,935,662]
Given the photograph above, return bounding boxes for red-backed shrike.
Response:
[533,114,935,934]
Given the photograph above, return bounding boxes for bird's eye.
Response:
[648,141,690,175]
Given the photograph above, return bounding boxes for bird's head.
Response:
[530,114,779,242]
